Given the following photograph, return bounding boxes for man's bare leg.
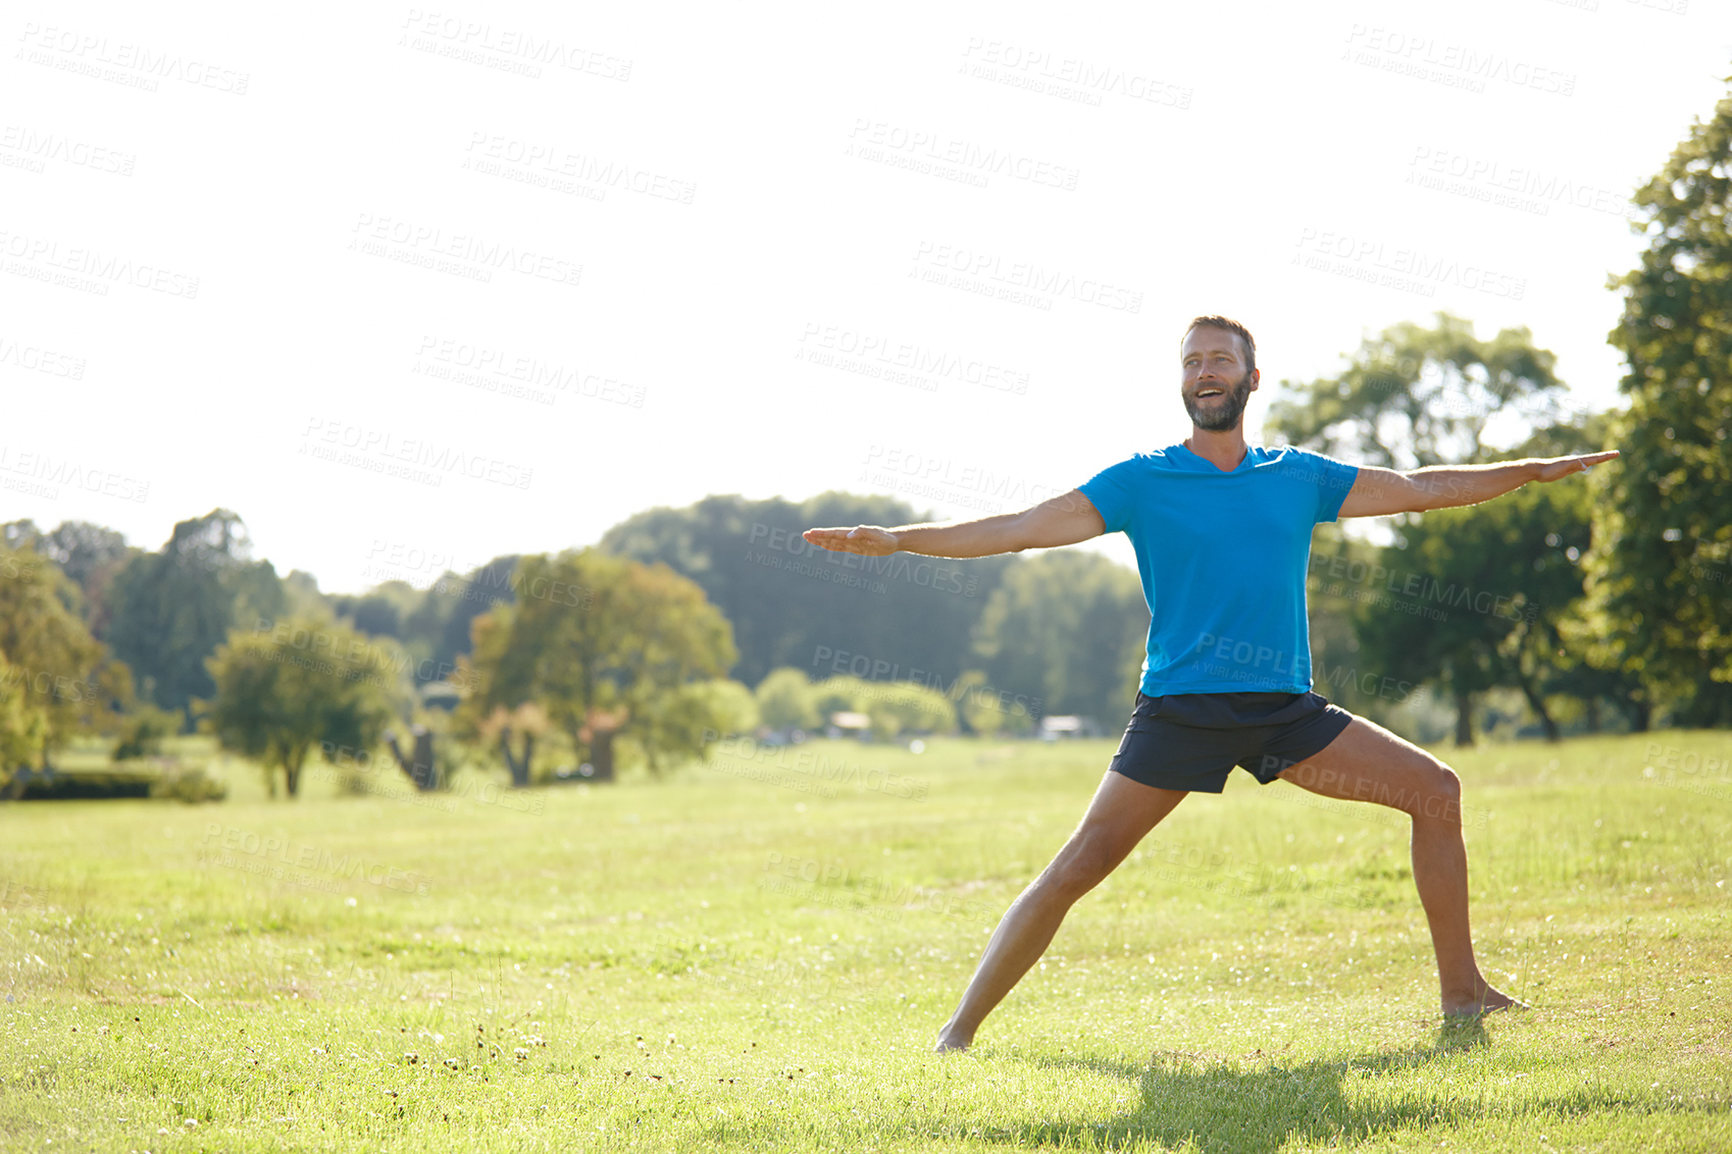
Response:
[935,772,1188,1052]
[1278,715,1523,1016]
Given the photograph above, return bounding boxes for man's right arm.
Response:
[802,489,1106,559]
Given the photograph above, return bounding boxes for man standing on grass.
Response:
[803,315,1617,1053]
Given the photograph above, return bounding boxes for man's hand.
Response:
[1531,450,1620,482]
[802,526,899,556]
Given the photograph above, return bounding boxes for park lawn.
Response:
[2,731,1729,1152]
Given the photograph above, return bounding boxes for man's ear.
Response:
[1248,369,1261,392]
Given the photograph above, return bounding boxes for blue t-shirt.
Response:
[1079,444,1359,697]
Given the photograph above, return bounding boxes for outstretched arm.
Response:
[803,489,1106,558]
[1338,450,1619,518]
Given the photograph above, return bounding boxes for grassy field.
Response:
[2,730,1730,1152]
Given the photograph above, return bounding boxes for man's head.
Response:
[1180,316,1259,432]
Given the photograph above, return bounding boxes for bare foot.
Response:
[1443,981,1528,1017]
[933,1028,973,1053]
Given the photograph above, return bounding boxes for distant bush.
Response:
[113,708,181,761]
[148,760,228,804]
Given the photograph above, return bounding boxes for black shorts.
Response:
[1107,691,1354,794]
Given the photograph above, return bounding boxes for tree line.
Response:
[3,85,1732,794]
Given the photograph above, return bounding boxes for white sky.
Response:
[3,0,1726,592]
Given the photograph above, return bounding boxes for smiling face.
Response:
[1180,324,1260,432]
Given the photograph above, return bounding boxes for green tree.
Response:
[205,616,405,798]
[112,706,180,761]
[953,670,1036,737]
[107,510,286,725]
[600,493,1014,688]
[1595,87,1732,724]
[0,654,49,781]
[1268,319,1602,739]
[1267,312,1569,468]
[457,551,737,783]
[857,680,956,740]
[970,551,1146,723]
[807,675,959,740]
[28,520,137,636]
[0,545,118,769]
[1343,470,1593,745]
[630,679,758,775]
[754,667,819,732]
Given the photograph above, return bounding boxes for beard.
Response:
[1183,369,1254,431]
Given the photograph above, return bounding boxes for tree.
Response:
[112,707,180,761]
[1267,318,1596,739]
[0,654,49,785]
[1595,87,1732,724]
[754,667,819,732]
[107,510,285,725]
[854,680,956,740]
[1342,468,1593,746]
[1267,313,1569,469]
[631,680,758,774]
[600,493,1015,688]
[205,616,405,798]
[953,670,1036,737]
[970,551,1147,724]
[27,520,137,636]
[806,675,960,740]
[0,545,119,769]
[457,551,737,783]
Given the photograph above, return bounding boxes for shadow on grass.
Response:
[961,1018,1663,1153]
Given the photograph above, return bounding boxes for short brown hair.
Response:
[1184,315,1256,375]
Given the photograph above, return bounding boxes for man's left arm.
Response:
[1337,451,1620,518]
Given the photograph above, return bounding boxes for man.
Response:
[803,315,1617,1053]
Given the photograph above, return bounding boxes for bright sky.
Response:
[4,0,1726,592]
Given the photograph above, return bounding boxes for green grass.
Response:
[3,731,1730,1151]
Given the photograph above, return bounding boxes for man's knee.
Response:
[1409,760,1462,822]
[1044,827,1131,895]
